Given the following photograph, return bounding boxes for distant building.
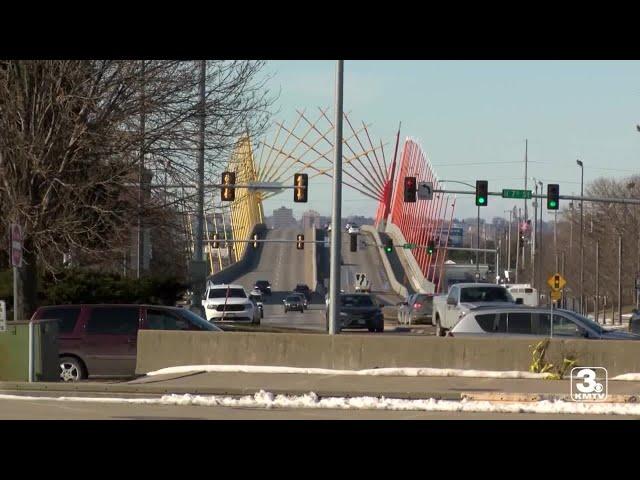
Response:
[272,206,297,229]
[302,210,321,230]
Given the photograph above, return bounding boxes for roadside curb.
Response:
[461,392,640,403]
[1,381,637,403]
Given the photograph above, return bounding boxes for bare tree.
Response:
[0,60,275,318]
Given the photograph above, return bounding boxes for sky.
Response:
[259,60,640,221]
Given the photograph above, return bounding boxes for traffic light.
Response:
[212,233,220,249]
[552,273,561,290]
[384,238,393,253]
[252,234,258,249]
[350,233,357,252]
[294,173,308,203]
[427,239,435,255]
[404,176,417,203]
[547,183,559,210]
[296,234,304,250]
[475,180,488,207]
[221,171,236,202]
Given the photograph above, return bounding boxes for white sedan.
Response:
[348,225,360,234]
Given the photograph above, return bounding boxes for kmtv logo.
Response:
[570,367,608,401]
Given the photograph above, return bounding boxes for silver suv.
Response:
[203,284,259,324]
[451,306,640,340]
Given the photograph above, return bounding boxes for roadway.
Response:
[230,228,326,331]
[339,229,404,307]
[0,398,629,419]
[223,227,408,333]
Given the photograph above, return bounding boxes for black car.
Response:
[254,280,272,295]
[294,284,312,301]
[283,295,304,313]
[326,293,384,333]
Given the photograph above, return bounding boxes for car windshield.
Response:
[295,285,309,291]
[208,288,246,299]
[341,295,374,307]
[562,311,607,334]
[249,293,262,302]
[286,296,301,302]
[256,281,269,286]
[460,287,513,303]
[175,309,222,331]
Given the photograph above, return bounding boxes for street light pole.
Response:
[328,60,344,335]
[577,159,584,314]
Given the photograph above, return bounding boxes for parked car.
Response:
[203,283,259,324]
[326,293,384,332]
[397,293,434,325]
[290,292,308,310]
[31,304,221,382]
[432,283,520,337]
[283,295,304,313]
[293,283,312,301]
[253,280,272,296]
[450,306,640,340]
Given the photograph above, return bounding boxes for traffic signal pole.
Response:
[328,60,344,336]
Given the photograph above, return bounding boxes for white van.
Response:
[504,284,539,307]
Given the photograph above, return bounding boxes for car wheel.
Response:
[376,326,384,333]
[60,356,86,382]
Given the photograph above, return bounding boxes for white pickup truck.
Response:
[432,283,521,337]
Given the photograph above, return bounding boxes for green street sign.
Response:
[502,189,532,199]
[403,243,416,249]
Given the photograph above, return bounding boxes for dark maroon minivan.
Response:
[31,304,221,382]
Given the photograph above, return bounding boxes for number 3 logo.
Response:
[576,368,598,393]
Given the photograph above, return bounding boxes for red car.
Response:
[31,304,221,382]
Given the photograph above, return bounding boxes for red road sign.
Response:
[11,224,22,268]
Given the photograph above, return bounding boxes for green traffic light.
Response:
[549,200,557,208]
[478,197,485,204]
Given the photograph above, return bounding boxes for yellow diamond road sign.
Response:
[547,273,566,291]
[550,290,562,302]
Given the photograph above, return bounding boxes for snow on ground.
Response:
[146,364,553,379]
[611,373,640,381]
[1,391,640,415]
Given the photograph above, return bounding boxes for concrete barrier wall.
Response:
[384,222,434,294]
[136,330,640,376]
[361,225,407,298]
[206,224,267,285]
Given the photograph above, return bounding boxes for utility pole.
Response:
[515,208,521,284]
[507,209,512,274]
[328,60,344,335]
[476,205,480,276]
[618,235,622,325]
[554,210,558,271]
[595,240,599,323]
[538,180,543,304]
[190,60,206,315]
[137,60,146,279]
[532,182,538,289]
[523,139,528,270]
[577,159,584,314]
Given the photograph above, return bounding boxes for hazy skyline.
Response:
[260,60,640,221]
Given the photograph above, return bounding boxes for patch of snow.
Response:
[2,391,640,416]
[611,373,640,381]
[145,364,553,379]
